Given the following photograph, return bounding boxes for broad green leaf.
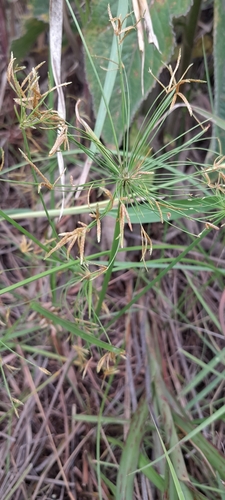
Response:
[11,19,47,59]
[83,0,193,144]
[29,0,49,21]
[116,196,220,224]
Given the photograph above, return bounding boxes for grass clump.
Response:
[0,5,225,500]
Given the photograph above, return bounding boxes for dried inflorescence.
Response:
[204,155,225,193]
[0,148,4,171]
[45,222,90,264]
[108,5,137,44]
[149,48,205,124]
[7,53,69,154]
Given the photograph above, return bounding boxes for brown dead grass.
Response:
[0,223,224,498]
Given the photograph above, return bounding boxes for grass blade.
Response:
[116,395,149,500]
[31,302,122,354]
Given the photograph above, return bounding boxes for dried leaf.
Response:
[149,49,205,126]
[108,4,135,43]
[19,149,53,190]
[0,148,4,171]
[89,204,101,243]
[155,200,163,224]
[140,224,152,265]
[132,0,161,94]
[75,99,101,143]
[119,202,133,248]
[205,222,219,230]
[49,0,66,218]
[137,0,160,51]
[20,235,33,253]
[49,123,69,156]
[45,223,90,263]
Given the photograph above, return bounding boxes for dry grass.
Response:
[1,3,225,500]
[1,218,225,499]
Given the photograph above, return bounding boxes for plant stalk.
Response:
[95,203,121,316]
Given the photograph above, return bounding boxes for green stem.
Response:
[1,198,120,221]
[105,228,209,328]
[21,130,57,239]
[95,203,121,316]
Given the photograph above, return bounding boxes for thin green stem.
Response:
[106,229,209,328]
[0,198,119,221]
[21,130,57,239]
[0,209,48,252]
[95,203,121,316]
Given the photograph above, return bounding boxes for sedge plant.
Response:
[4,7,223,334]
[1,5,225,500]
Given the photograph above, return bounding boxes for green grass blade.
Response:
[138,453,165,491]
[180,349,225,397]
[149,326,194,500]
[106,229,209,327]
[192,105,225,131]
[0,209,48,251]
[31,302,122,354]
[185,272,222,332]
[3,464,33,500]
[173,412,225,482]
[0,261,75,295]
[116,396,149,500]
